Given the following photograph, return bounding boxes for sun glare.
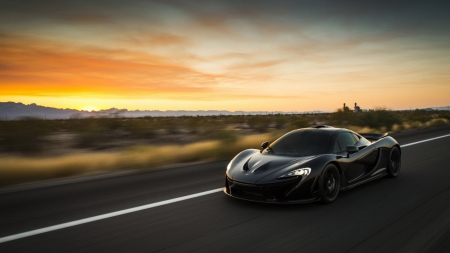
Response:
[81,106,100,112]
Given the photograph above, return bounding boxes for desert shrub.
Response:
[289,116,309,129]
[272,115,287,129]
[314,113,332,124]
[437,111,450,121]
[71,118,112,148]
[0,117,51,153]
[330,109,355,126]
[429,118,448,127]
[403,109,431,123]
[74,132,107,148]
[246,115,268,132]
[98,118,123,131]
[122,118,156,138]
[183,116,202,134]
[215,129,238,144]
[354,109,401,131]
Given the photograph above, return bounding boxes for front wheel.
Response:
[319,164,341,204]
[387,147,401,178]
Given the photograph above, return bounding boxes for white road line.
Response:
[1,133,450,244]
[0,189,222,244]
[400,134,450,147]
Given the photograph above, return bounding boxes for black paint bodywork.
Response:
[223,127,401,203]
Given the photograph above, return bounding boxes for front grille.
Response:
[227,177,298,201]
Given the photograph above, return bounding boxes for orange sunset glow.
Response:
[1,1,449,112]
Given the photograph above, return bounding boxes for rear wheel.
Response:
[319,164,340,204]
[387,147,401,178]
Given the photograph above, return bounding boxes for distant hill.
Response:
[425,106,450,111]
[0,102,85,120]
[0,102,325,120]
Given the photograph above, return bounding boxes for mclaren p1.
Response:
[223,126,401,204]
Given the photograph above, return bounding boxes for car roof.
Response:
[297,126,358,136]
[290,127,340,133]
[309,126,339,132]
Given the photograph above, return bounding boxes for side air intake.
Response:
[243,160,250,171]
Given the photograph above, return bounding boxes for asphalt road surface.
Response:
[1,125,450,252]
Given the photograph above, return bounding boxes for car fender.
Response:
[226,149,259,178]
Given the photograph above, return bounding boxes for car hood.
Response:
[230,152,316,184]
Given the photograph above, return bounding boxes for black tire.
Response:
[387,146,401,178]
[319,164,340,204]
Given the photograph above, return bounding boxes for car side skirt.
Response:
[340,172,388,191]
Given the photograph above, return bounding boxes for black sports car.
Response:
[223,126,401,204]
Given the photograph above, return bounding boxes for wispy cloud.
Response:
[1,0,449,110]
[0,33,219,96]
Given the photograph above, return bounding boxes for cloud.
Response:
[0,33,220,97]
[226,59,285,71]
[210,53,252,60]
[1,0,450,110]
[0,1,113,25]
[123,32,192,47]
[2,0,449,32]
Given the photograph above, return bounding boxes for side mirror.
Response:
[261,141,269,153]
[346,145,359,154]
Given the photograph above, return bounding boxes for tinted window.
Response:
[335,132,357,152]
[352,133,360,142]
[268,130,332,156]
[334,141,341,153]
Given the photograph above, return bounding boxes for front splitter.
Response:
[223,187,320,204]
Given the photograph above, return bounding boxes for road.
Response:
[1,125,450,252]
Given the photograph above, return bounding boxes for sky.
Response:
[0,0,449,112]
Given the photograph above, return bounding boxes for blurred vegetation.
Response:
[331,108,402,131]
[0,109,449,155]
[0,117,52,153]
[0,109,449,186]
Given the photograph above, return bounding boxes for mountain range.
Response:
[1,102,448,120]
[0,102,325,120]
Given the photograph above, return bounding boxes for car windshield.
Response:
[267,129,332,156]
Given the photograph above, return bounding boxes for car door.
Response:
[335,132,366,182]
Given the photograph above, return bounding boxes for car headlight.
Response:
[278,167,311,179]
[227,162,232,171]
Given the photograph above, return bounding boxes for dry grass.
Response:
[0,133,273,187]
[1,114,449,187]
[389,118,449,132]
[346,126,377,134]
[348,118,449,134]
